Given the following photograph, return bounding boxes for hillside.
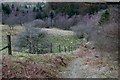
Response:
[1,46,118,78]
[1,25,118,78]
[0,2,119,79]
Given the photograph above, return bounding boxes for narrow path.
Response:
[66,58,82,78]
[63,54,118,78]
[63,57,99,78]
[63,58,86,78]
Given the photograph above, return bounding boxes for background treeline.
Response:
[1,2,119,26]
[1,2,120,53]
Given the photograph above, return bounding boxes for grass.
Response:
[0,25,25,55]
[47,35,83,53]
[0,24,83,54]
[48,35,82,46]
[0,27,78,77]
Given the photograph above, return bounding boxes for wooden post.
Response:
[50,43,52,53]
[71,46,72,51]
[64,46,66,52]
[7,35,12,55]
[68,46,70,52]
[58,45,61,52]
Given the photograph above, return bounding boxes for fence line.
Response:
[1,35,80,55]
[0,46,8,51]
[41,43,80,53]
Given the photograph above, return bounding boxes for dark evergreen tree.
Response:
[36,3,42,11]
[11,4,14,9]
[2,4,12,15]
[49,10,55,19]
[16,7,19,11]
[33,7,36,12]
[49,10,55,28]
[2,3,5,10]
[24,5,28,8]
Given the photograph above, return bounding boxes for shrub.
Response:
[89,23,118,52]
[44,17,53,28]
[72,8,119,52]
[92,8,119,52]
[71,14,99,39]
[54,14,70,29]
[24,19,48,28]
[53,14,81,30]
[13,27,50,54]
[35,11,47,19]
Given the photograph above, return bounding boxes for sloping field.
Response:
[41,28,75,36]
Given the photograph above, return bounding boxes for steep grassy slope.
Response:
[2,52,76,78]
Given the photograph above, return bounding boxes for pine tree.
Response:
[16,7,19,11]
[11,4,14,9]
[2,4,12,15]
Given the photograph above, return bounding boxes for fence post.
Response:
[50,43,53,53]
[58,45,61,52]
[7,35,12,55]
[68,46,70,52]
[71,46,72,51]
[64,46,66,52]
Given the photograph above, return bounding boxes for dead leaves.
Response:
[2,53,74,78]
[80,57,104,66]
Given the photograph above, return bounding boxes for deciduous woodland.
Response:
[0,2,119,78]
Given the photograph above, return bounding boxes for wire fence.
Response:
[35,43,80,54]
[1,35,80,55]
